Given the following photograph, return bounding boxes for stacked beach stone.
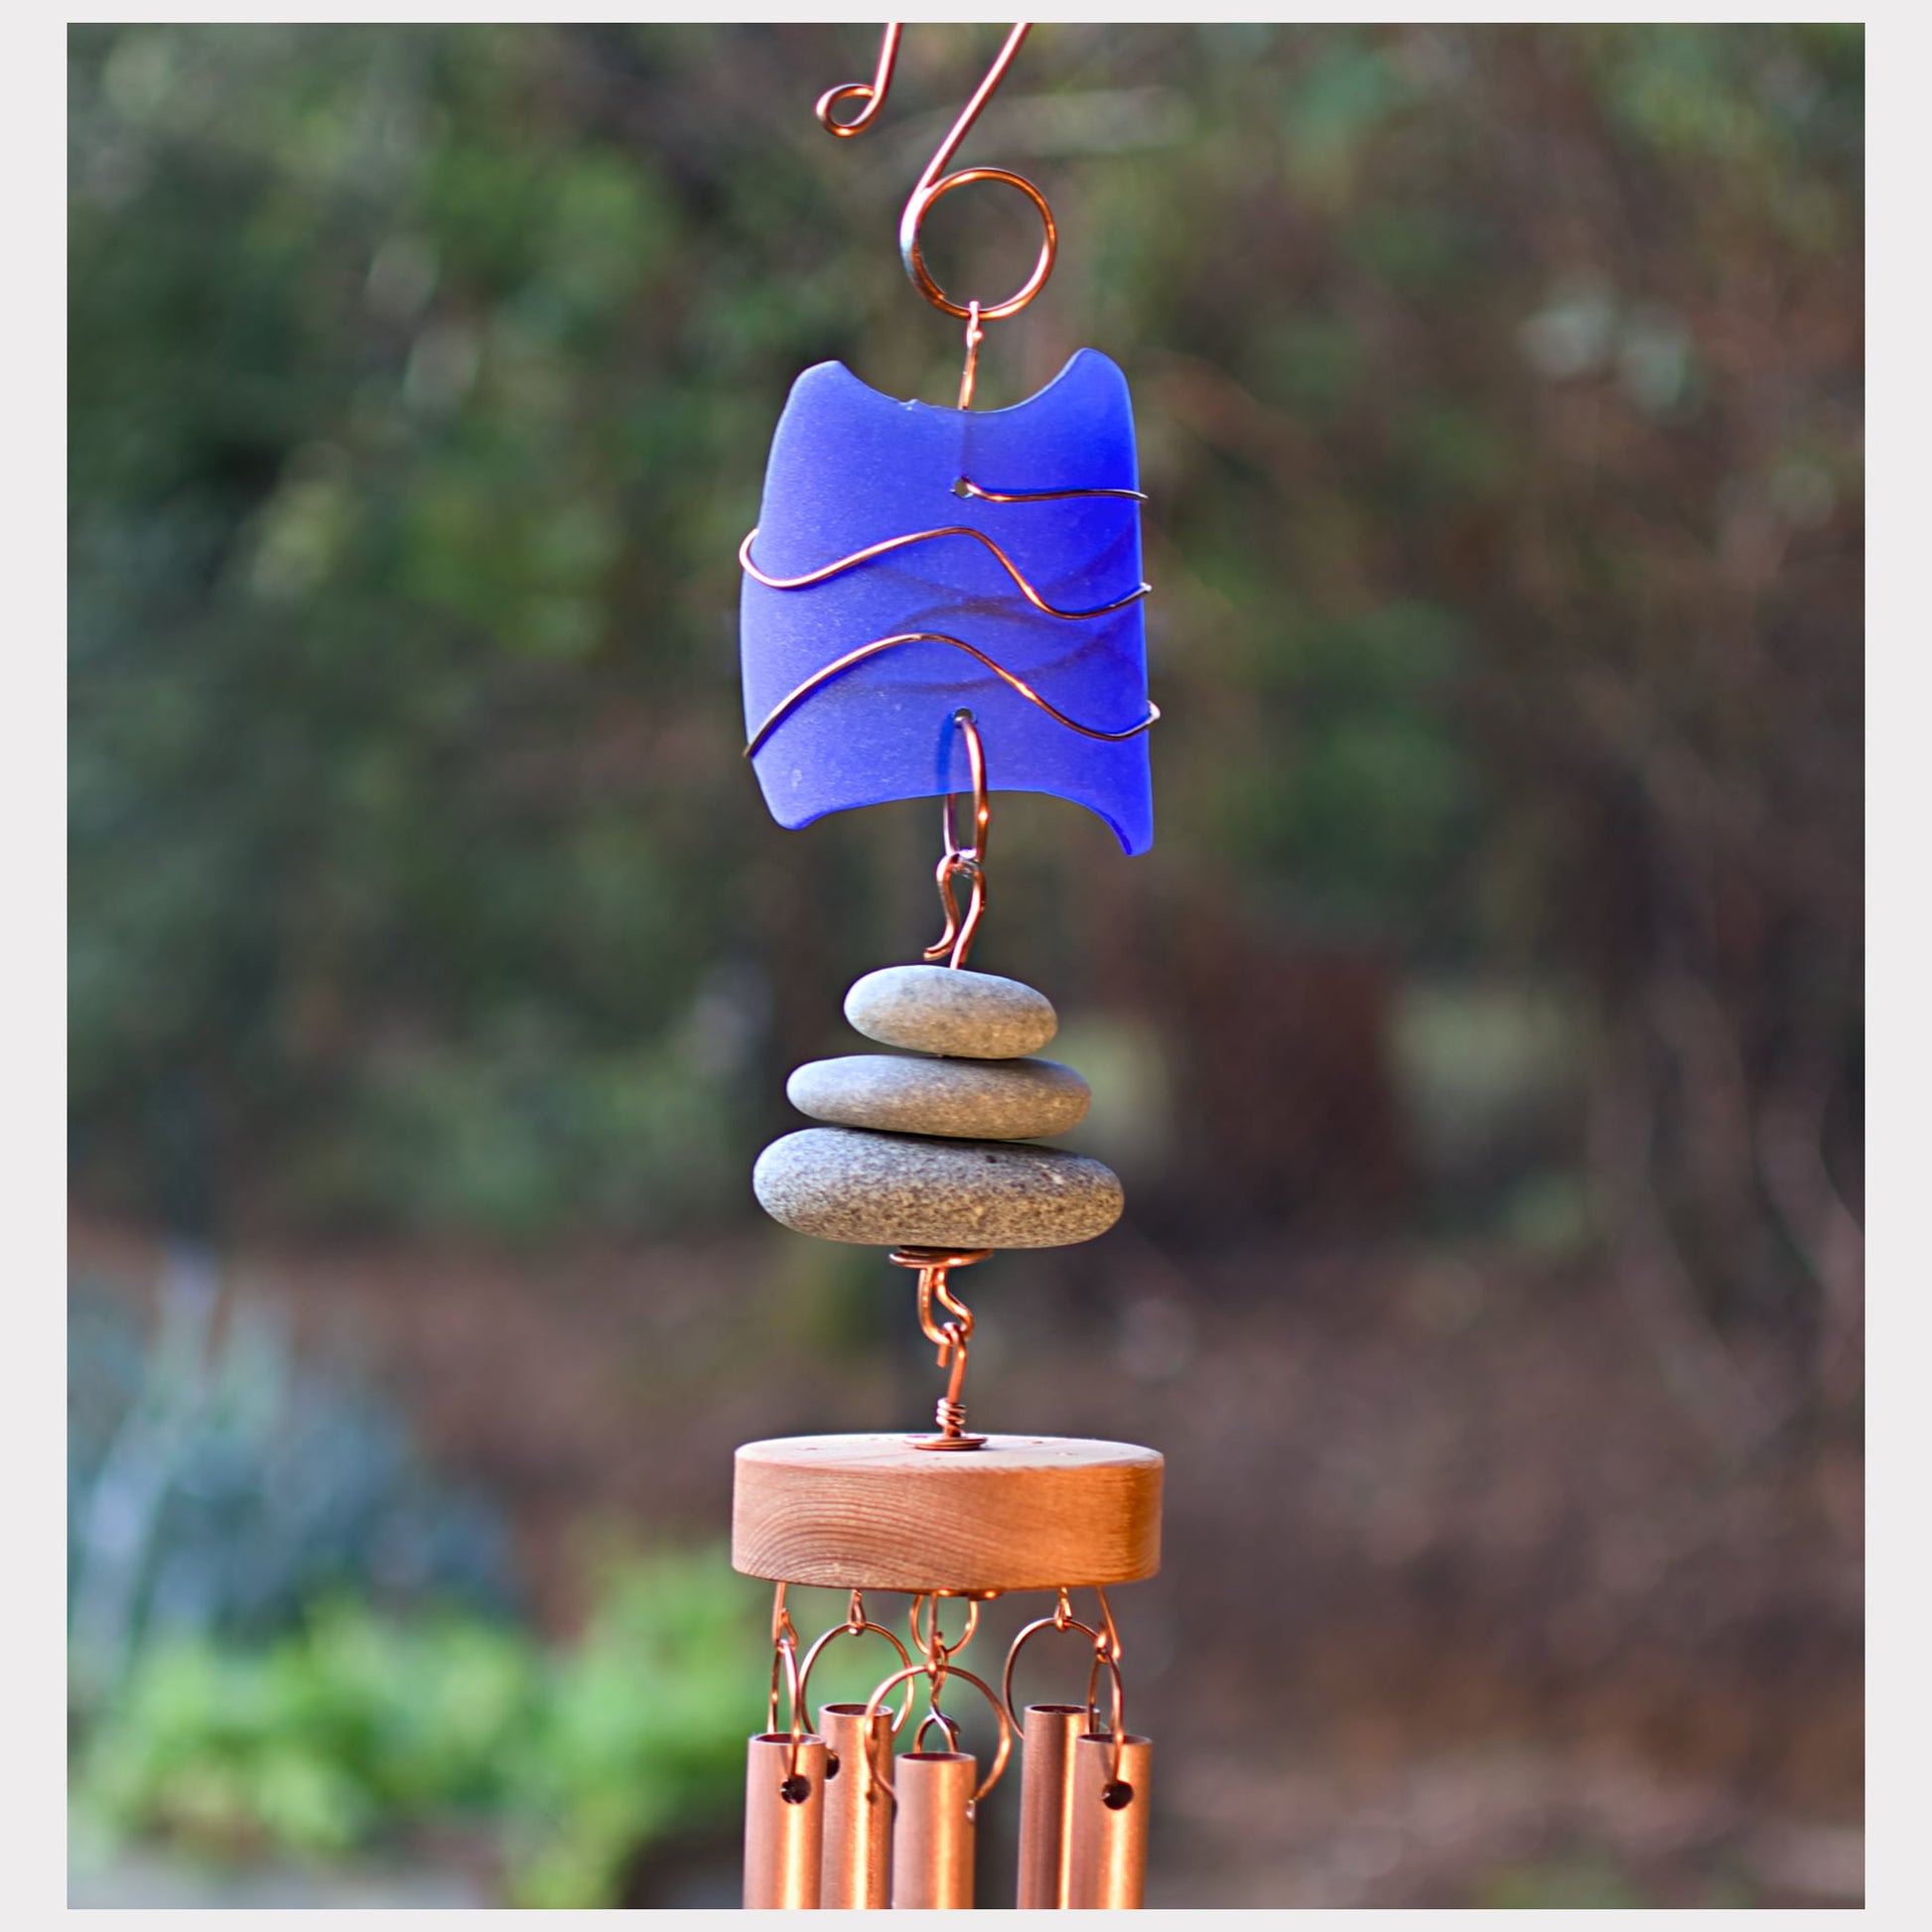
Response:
[754,965,1124,1250]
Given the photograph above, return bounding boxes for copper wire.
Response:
[816,24,1052,331]
[923,710,990,970]
[743,632,1161,761]
[910,1590,986,1668]
[767,1583,808,1779]
[814,22,902,137]
[798,1590,917,1736]
[1001,1589,1108,1735]
[738,522,1149,621]
[862,1660,1015,1808]
[1001,1586,1128,1780]
[892,1240,991,1445]
[958,300,987,409]
[954,476,1147,504]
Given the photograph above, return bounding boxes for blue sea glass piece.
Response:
[740,347,1154,855]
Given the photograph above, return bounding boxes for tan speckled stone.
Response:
[786,1054,1090,1142]
[753,1127,1123,1249]
[844,965,1056,1059]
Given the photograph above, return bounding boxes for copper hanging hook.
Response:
[891,1244,992,1448]
[923,710,990,972]
[816,22,1055,398]
[815,22,904,137]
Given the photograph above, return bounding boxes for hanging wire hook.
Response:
[816,22,1055,396]
[923,710,990,973]
[815,22,903,136]
[890,1244,992,1447]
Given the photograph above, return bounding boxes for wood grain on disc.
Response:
[732,1433,1164,1592]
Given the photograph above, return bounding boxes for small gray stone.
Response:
[754,1127,1123,1249]
[787,1054,1090,1142]
[845,965,1056,1059]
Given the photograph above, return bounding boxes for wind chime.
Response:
[732,24,1164,1910]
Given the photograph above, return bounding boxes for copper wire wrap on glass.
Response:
[892,1751,978,1909]
[1016,1703,1085,1907]
[742,633,1162,764]
[819,1704,894,1908]
[954,476,1148,504]
[1066,1730,1153,1908]
[737,519,1149,620]
[744,1731,829,1909]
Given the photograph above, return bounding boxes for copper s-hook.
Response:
[816,24,1054,398]
[923,709,990,972]
[891,1244,992,1448]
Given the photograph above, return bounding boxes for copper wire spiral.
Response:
[817,24,1052,330]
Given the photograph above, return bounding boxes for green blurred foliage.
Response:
[69,1271,516,1703]
[72,1549,764,1908]
[69,25,1862,1305]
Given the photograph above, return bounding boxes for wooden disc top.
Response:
[732,1434,1164,1593]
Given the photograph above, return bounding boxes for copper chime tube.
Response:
[1015,1703,1086,1907]
[1065,1731,1153,1909]
[891,1751,977,1909]
[744,1731,828,1909]
[818,1703,892,1909]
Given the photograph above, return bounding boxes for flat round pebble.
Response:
[787,1054,1090,1142]
[845,965,1056,1060]
[754,1127,1123,1249]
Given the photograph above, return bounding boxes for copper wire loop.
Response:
[817,24,1054,329]
[798,1590,917,1735]
[1001,1586,1127,1777]
[889,1247,994,1273]
[738,522,1150,621]
[913,1706,963,1753]
[814,21,901,136]
[743,633,1161,762]
[862,1661,1014,1808]
[1002,1603,1102,1732]
[910,1590,984,1667]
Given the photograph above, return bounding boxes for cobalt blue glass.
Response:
[739,347,1154,855]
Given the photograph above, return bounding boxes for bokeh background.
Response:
[68,21,1863,1909]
